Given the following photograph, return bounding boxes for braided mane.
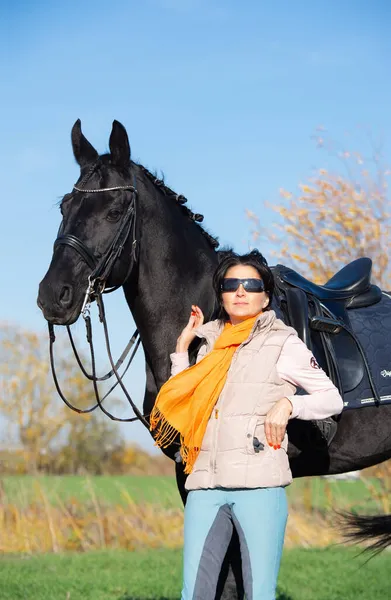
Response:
[138,164,219,250]
[72,154,220,251]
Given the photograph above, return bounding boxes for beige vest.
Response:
[185,310,297,491]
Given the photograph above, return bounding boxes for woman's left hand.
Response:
[264,398,293,449]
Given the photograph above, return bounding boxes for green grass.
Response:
[0,547,389,600]
[287,476,383,513]
[278,547,391,600]
[0,475,181,508]
[0,474,382,513]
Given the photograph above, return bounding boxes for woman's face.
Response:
[221,265,269,325]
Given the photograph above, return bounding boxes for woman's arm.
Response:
[277,335,344,420]
[170,305,205,377]
[170,352,190,377]
[170,340,209,377]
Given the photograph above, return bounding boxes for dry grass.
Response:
[0,467,389,554]
[285,462,391,548]
[361,461,391,513]
[0,480,183,554]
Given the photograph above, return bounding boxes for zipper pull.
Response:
[215,409,219,419]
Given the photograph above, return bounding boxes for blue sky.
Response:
[1,0,390,450]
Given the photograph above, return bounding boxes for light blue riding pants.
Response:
[182,487,288,600]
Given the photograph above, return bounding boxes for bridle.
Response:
[55,162,138,293]
[49,163,149,428]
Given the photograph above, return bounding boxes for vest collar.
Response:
[195,310,277,346]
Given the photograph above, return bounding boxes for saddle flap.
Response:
[284,287,311,350]
[327,328,365,392]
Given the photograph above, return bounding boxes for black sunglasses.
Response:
[221,278,265,293]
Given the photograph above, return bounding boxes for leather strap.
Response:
[54,234,97,270]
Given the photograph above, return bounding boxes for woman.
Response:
[150,250,343,600]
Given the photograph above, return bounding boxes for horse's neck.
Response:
[123,170,218,390]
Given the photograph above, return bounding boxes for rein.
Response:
[49,166,150,428]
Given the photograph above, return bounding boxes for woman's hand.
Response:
[264,398,293,449]
[176,305,204,353]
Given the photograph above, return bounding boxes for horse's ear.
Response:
[71,119,99,167]
[109,120,131,168]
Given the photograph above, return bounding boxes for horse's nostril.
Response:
[59,285,73,307]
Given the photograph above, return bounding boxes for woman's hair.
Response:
[213,249,274,321]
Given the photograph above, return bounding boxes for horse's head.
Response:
[38,120,137,325]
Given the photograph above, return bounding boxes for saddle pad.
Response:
[342,292,391,410]
[273,292,391,411]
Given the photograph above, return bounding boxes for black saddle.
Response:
[278,257,381,307]
[273,258,382,404]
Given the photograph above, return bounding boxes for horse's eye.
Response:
[107,209,122,222]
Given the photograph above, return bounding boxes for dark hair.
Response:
[213,249,274,321]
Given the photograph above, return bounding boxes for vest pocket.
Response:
[247,418,275,457]
[246,417,266,455]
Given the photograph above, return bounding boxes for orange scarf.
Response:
[150,314,259,474]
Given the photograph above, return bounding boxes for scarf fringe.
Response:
[150,406,199,474]
[150,406,178,448]
[180,439,199,475]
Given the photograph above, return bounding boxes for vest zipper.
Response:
[208,321,262,484]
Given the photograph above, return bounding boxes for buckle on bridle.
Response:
[81,277,107,319]
[81,276,95,319]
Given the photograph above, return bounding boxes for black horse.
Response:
[38,120,391,598]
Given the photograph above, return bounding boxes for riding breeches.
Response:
[181,487,288,600]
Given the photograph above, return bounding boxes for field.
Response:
[0,547,390,600]
[1,473,384,512]
[0,474,389,598]
[0,473,388,552]
[0,475,182,508]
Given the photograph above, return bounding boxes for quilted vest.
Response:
[185,310,297,491]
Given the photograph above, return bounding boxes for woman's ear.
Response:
[263,296,270,309]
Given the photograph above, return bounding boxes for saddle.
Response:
[273,258,382,404]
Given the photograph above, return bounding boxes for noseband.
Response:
[49,166,149,428]
[55,178,138,294]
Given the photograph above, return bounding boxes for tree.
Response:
[0,325,124,473]
[247,135,391,288]
[54,414,125,474]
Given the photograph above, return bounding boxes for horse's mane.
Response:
[137,164,220,250]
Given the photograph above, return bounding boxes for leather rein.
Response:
[49,164,149,428]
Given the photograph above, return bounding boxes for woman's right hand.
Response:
[176,305,204,353]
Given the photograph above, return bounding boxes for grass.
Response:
[0,474,383,513]
[0,547,389,600]
[0,473,388,554]
[0,485,184,553]
[288,476,384,513]
[277,547,391,600]
[0,485,349,553]
[0,475,181,508]
[0,474,389,597]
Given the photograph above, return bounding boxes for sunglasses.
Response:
[220,278,265,293]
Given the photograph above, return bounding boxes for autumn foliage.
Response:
[0,325,171,475]
[247,140,390,288]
